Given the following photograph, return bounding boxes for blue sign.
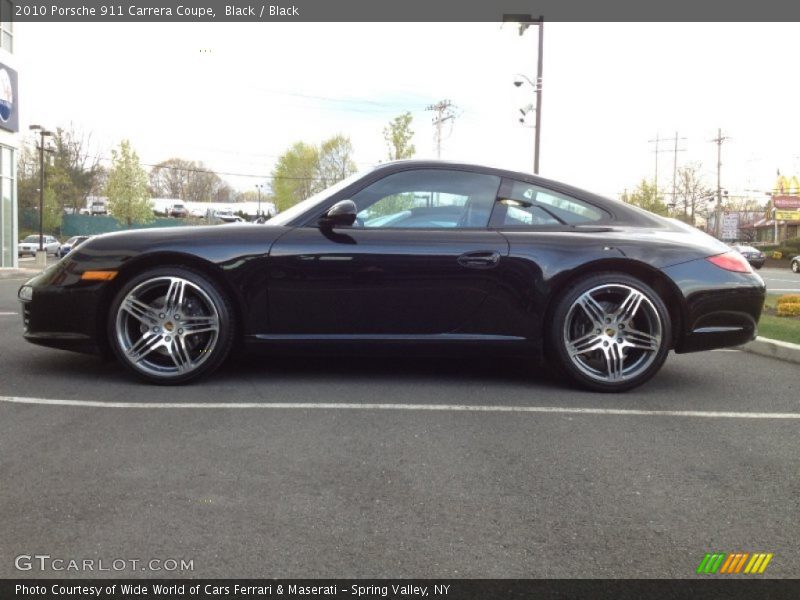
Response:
[0,62,18,133]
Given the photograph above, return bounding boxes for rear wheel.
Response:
[549,273,671,392]
[108,267,235,384]
[792,260,799,274]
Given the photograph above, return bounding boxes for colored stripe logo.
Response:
[696,552,773,574]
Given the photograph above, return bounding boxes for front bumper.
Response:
[18,262,109,356]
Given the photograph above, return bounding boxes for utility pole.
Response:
[426,99,456,159]
[647,133,671,206]
[711,128,730,238]
[670,131,687,213]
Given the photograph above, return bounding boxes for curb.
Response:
[739,336,800,365]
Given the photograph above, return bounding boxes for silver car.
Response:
[18,235,60,257]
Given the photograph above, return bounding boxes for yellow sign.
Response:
[775,210,800,221]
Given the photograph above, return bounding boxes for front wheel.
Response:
[548,273,672,392]
[108,267,235,384]
[792,261,800,274]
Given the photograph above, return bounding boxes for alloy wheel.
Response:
[114,276,221,379]
[562,283,663,384]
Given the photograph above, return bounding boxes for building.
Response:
[0,1,16,267]
[740,175,800,243]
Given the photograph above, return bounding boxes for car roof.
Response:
[361,159,664,227]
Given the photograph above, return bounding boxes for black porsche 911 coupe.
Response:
[18,160,765,392]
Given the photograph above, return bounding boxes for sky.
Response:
[14,22,800,203]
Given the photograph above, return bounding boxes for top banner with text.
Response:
[10,0,800,22]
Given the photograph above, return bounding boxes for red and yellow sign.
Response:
[775,210,800,221]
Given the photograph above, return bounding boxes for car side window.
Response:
[494,179,608,227]
[351,169,501,229]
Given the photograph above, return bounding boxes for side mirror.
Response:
[320,200,357,228]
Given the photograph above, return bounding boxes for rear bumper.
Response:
[662,260,765,353]
[675,308,759,353]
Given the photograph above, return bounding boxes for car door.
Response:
[267,168,509,336]
[486,177,620,340]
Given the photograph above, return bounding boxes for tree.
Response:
[41,186,62,233]
[149,158,224,202]
[317,135,357,188]
[270,135,359,212]
[673,163,712,226]
[383,112,416,161]
[106,140,153,227]
[50,126,104,214]
[271,142,322,212]
[620,179,669,216]
[17,125,103,218]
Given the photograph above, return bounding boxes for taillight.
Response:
[706,251,752,273]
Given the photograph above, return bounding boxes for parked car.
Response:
[57,235,91,258]
[18,160,765,391]
[731,244,765,270]
[168,202,188,218]
[792,255,800,274]
[18,234,60,257]
[90,200,108,215]
[213,207,240,223]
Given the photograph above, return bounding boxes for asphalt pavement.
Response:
[0,275,798,579]
[760,266,800,293]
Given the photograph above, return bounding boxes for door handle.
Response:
[457,251,501,269]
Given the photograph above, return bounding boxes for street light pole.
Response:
[533,16,543,175]
[29,125,53,262]
[506,14,544,174]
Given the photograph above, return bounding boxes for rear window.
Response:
[497,180,608,227]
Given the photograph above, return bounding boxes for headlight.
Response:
[18,285,33,302]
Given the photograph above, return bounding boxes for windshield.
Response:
[267,168,373,226]
[22,235,41,242]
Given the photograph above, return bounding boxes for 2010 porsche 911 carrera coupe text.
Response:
[18,161,765,392]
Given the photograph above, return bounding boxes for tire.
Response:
[548,273,672,393]
[107,266,235,384]
[793,261,800,274]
